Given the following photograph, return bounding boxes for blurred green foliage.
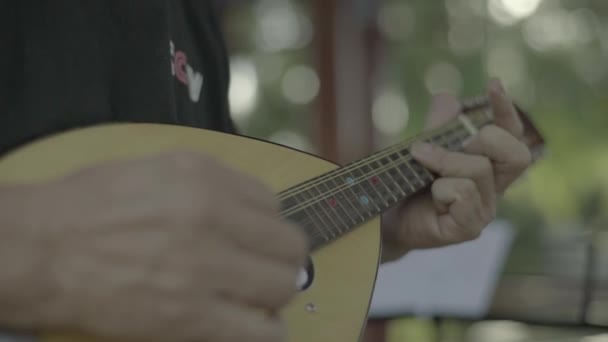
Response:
[223,0,608,275]
[220,0,608,339]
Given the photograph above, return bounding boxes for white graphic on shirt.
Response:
[170,41,204,103]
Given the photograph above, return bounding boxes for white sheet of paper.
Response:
[369,220,515,319]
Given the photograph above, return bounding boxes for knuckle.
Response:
[436,148,449,164]
[458,179,477,198]
[515,146,533,169]
[458,222,482,241]
[475,156,493,176]
[477,203,493,225]
[485,206,497,223]
[435,151,451,174]
[466,228,482,240]
[479,125,501,141]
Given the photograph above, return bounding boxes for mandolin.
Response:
[0,97,544,342]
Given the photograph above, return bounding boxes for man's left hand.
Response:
[382,79,532,261]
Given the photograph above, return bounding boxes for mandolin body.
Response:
[0,124,381,342]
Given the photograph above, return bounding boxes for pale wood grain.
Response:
[0,124,381,342]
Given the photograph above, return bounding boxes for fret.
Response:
[456,121,476,148]
[307,185,348,235]
[285,207,328,248]
[329,177,367,223]
[310,200,342,238]
[430,131,450,150]
[280,195,299,212]
[342,181,372,220]
[398,160,422,189]
[440,131,455,151]
[427,120,475,152]
[310,199,341,239]
[449,130,469,151]
[388,152,416,193]
[458,114,478,136]
[409,159,435,183]
[359,163,392,207]
[284,206,307,227]
[377,156,407,197]
[442,125,469,151]
[398,150,426,189]
[437,130,457,150]
[317,180,358,227]
[285,209,322,244]
[348,167,383,214]
[295,192,334,239]
[303,205,331,240]
[371,160,400,203]
[430,131,449,148]
[371,163,401,207]
[309,233,328,250]
[275,97,503,252]
[401,142,435,183]
[341,169,379,219]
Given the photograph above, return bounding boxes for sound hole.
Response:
[296,257,315,291]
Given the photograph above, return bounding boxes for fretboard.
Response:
[280,100,493,251]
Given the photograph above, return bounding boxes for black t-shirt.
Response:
[0,0,235,157]
[0,2,235,338]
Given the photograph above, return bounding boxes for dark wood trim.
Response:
[312,0,338,162]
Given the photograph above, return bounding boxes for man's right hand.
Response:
[5,151,308,342]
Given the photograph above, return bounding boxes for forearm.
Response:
[0,185,54,329]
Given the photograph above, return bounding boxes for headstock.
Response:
[513,103,546,163]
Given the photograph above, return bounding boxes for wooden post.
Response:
[312,0,388,341]
[312,0,339,162]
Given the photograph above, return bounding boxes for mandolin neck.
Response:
[279,98,502,251]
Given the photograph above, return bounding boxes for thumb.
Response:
[424,93,462,130]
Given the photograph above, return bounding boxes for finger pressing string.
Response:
[488,79,524,138]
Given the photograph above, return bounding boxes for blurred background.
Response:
[215,0,608,340]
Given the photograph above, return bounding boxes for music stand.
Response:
[368,220,515,340]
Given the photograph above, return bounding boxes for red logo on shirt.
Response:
[170,41,204,103]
